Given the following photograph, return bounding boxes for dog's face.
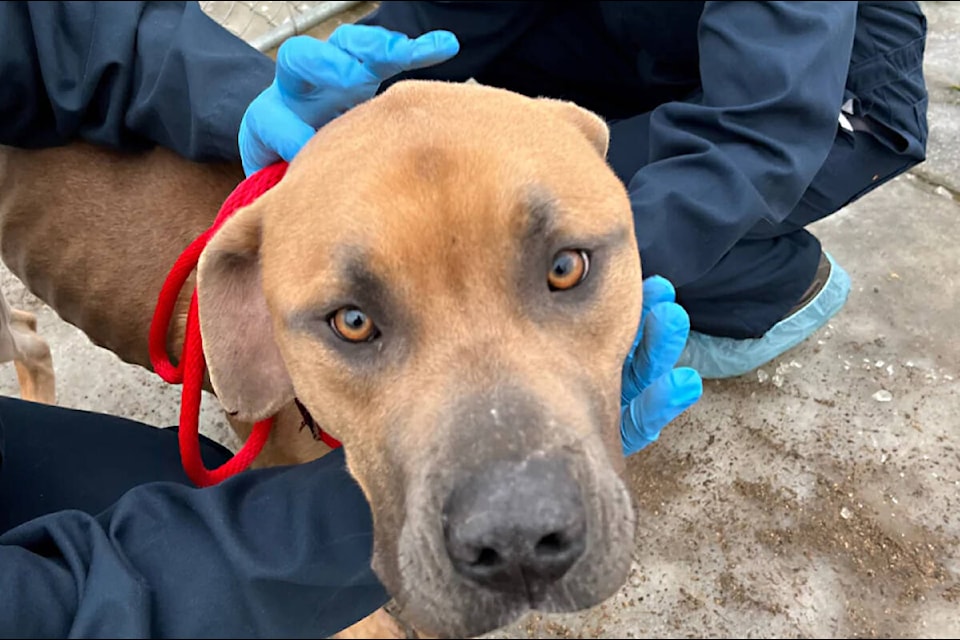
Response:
[197,81,642,638]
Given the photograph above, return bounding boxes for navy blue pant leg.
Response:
[0,397,233,533]
[608,114,920,339]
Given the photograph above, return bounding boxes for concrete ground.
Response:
[2,2,958,638]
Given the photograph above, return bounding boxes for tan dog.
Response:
[0,80,642,639]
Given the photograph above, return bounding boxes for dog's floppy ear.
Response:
[539,98,610,158]
[196,200,294,423]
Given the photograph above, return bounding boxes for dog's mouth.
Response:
[293,398,335,444]
[378,450,636,639]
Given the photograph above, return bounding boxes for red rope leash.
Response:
[149,161,340,488]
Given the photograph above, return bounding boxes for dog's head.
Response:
[197,80,642,638]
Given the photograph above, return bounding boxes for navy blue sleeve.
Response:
[0,1,275,162]
[360,1,547,86]
[617,1,858,287]
[0,449,387,639]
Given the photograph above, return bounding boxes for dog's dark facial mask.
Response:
[197,81,643,639]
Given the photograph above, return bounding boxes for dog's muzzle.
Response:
[442,455,587,603]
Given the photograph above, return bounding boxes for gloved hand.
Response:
[239,25,461,175]
[620,276,704,456]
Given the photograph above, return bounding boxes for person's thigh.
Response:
[606,112,921,338]
[0,397,232,533]
[606,110,816,337]
[609,109,919,240]
[745,127,921,240]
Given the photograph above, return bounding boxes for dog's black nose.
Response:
[442,456,586,597]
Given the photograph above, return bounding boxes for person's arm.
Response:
[0,448,387,639]
[0,1,274,162]
[609,1,858,289]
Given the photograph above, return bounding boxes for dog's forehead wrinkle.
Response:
[363,234,521,321]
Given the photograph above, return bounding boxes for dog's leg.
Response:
[0,293,55,405]
[11,308,55,404]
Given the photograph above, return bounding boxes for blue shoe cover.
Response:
[676,252,851,379]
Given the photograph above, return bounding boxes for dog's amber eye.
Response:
[548,249,590,291]
[329,307,378,343]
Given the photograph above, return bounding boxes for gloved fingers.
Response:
[240,132,275,177]
[327,24,402,74]
[621,301,691,403]
[640,275,677,328]
[262,111,317,164]
[239,98,316,175]
[642,275,677,310]
[328,24,459,78]
[634,301,691,388]
[620,367,703,456]
[276,35,379,101]
[406,30,461,69]
[624,275,678,368]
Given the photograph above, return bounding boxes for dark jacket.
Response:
[0,445,386,638]
[0,0,274,161]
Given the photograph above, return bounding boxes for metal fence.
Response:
[199,1,367,51]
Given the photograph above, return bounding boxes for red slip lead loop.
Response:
[149,161,340,489]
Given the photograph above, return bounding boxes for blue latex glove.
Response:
[620,276,704,456]
[239,25,460,175]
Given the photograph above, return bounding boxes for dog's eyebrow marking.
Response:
[523,191,558,244]
[521,189,630,250]
[285,250,412,367]
[285,251,389,331]
[341,258,389,305]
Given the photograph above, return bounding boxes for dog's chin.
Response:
[406,594,531,640]
[387,551,633,639]
[376,473,636,639]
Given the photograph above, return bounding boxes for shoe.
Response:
[676,251,851,379]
